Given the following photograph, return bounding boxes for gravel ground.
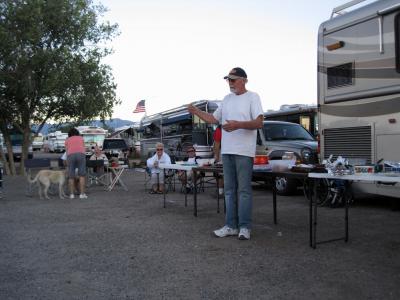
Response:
[0,166,400,299]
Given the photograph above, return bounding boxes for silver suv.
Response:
[255,121,318,195]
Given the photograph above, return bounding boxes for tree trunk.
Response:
[0,145,11,175]
[3,135,16,175]
[20,126,32,176]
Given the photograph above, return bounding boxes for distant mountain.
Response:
[33,118,135,135]
[89,118,135,129]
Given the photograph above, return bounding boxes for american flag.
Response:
[133,100,146,113]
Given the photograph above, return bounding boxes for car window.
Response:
[264,124,314,141]
[103,140,127,149]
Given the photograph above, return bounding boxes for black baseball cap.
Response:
[223,67,247,80]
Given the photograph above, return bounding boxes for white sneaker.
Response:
[79,194,88,199]
[213,225,238,238]
[69,194,75,199]
[238,228,251,240]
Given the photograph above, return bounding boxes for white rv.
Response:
[32,134,44,151]
[46,131,68,153]
[76,126,108,155]
[318,0,400,197]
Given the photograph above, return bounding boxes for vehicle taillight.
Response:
[254,155,269,165]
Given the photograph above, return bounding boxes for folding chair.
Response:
[24,158,51,197]
[164,169,176,192]
[178,169,203,194]
[86,160,108,186]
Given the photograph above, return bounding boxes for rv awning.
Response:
[162,114,191,125]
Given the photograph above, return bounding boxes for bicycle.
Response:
[303,177,353,207]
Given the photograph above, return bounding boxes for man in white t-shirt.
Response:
[188,67,263,240]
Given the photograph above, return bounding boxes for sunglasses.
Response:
[156,148,163,151]
[227,78,238,83]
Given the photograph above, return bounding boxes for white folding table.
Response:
[159,163,196,208]
[106,165,128,192]
[308,173,400,248]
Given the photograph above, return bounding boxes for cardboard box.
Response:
[354,165,374,174]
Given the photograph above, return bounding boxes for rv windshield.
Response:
[83,134,105,144]
[33,136,43,143]
[10,134,23,146]
[264,123,314,141]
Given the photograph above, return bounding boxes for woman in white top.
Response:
[146,142,171,194]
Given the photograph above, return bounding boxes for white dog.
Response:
[28,170,67,199]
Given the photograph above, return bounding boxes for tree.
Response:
[0,0,120,174]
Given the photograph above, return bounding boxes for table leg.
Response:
[108,169,127,191]
[193,169,197,217]
[157,172,160,192]
[184,170,188,207]
[216,173,220,213]
[272,176,277,224]
[345,181,350,242]
[117,169,128,191]
[163,169,166,208]
[309,178,313,247]
[312,178,318,249]
[107,169,117,191]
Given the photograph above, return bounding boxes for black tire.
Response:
[275,177,297,195]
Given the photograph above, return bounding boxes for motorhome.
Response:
[139,100,220,162]
[318,0,400,197]
[1,128,33,161]
[109,123,142,155]
[45,131,68,153]
[76,126,108,155]
[264,104,318,137]
[32,134,44,151]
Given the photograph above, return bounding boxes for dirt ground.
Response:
[0,166,400,299]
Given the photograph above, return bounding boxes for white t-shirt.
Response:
[213,91,263,158]
[187,157,196,164]
[146,152,171,174]
[61,152,67,161]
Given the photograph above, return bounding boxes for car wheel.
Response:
[275,177,297,195]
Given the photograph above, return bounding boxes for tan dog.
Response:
[28,170,67,199]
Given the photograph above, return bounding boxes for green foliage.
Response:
[0,0,120,126]
[0,0,120,173]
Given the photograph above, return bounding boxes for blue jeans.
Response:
[222,154,254,229]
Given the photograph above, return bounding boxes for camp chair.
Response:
[145,167,176,193]
[178,169,205,194]
[86,159,108,186]
[164,169,176,192]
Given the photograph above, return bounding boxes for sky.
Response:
[99,0,376,121]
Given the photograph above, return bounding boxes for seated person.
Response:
[146,142,171,194]
[177,146,201,192]
[89,145,109,173]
